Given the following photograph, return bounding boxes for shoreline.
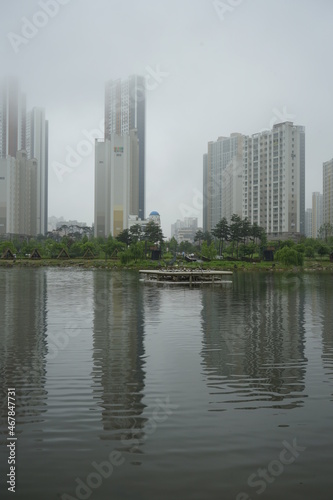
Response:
[1,258,333,273]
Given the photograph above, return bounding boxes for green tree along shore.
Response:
[1,217,333,270]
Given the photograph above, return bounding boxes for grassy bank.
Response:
[1,257,333,272]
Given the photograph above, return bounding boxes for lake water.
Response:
[0,268,333,500]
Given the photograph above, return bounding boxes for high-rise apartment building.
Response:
[0,151,37,236]
[0,78,48,236]
[323,159,333,226]
[26,107,49,235]
[0,156,15,234]
[311,191,323,238]
[203,133,244,232]
[94,131,139,238]
[222,156,243,224]
[305,208,312,238]
[203,153,208,231]
[105,76,145,219]
[243,122,305,238]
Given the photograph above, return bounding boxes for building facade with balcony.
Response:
[323,159,333,226]
[203,133,244,232]
[242,122,305,239]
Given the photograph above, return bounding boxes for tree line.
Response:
[1,217,333,265]
[0,220,164,263]
[194,215,267,259]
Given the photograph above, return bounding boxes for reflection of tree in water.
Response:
[92,271,147,452]
[200,273,307,410]
[0,269,48,438]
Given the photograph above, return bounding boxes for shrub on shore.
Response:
[275,246,304,266]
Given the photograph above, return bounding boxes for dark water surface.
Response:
[0,268,332,499]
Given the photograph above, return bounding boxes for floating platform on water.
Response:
[139,269,233,285]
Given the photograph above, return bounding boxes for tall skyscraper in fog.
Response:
[0,78,48,236]
[105,75,145,219]
[0,77,26,158]
[26,107,49,235]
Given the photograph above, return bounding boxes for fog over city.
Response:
[1,0,332,236]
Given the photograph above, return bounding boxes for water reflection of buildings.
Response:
[200,273,307,410]
[0,269,48,435]
[319,276,333,399]
[92,271,147,451]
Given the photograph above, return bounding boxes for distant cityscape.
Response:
[1,75,333,243]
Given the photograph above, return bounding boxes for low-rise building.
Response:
[171,217,198,243]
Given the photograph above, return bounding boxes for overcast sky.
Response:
[1,0,332,237]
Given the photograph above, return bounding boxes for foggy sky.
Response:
[1,0,332,236]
